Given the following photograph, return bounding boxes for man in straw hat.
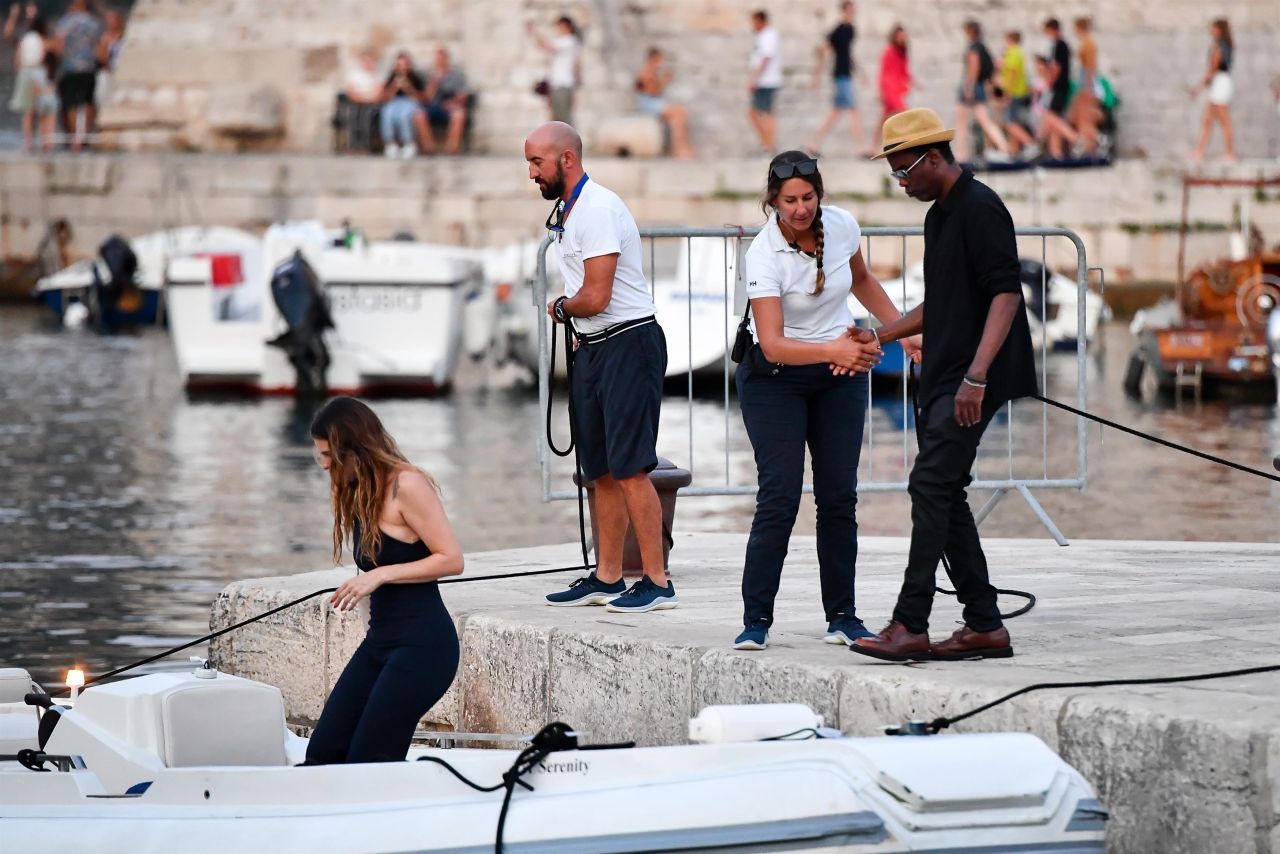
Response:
[846,108,1037,662]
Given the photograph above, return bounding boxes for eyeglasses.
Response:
[889,150,930,182]
[770,158,819,180]
[545,202,566,242]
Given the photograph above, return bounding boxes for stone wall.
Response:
[3,152,1278,285]
[101,0,1280,160]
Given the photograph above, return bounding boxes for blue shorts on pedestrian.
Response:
[957,81,987,106]
[751,87,777,114]
[570,319,666,482]
[833,76,856,109]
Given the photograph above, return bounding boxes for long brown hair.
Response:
[309,396,437,566]
[763,150,827,295]
[1211,18,1232,49]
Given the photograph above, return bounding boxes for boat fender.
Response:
[63,301,90,329]
[688,704,824,744]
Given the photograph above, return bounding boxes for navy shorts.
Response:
[570,320,666,482]
[751,87,777,114]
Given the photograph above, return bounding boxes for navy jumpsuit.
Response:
[304,522,460,763]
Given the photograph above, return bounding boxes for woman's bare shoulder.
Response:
[392,466,439,501]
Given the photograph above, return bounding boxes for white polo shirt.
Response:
[751,26,783,89]
[553,178,656,335]
[744,205,862,344]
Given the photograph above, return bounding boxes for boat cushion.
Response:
[160,680,287,767]
[0,706,40,754]
[850,733,1060,812]
[0,668,33,704]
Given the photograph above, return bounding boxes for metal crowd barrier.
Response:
[534,226,1095,544]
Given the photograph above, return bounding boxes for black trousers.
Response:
[891,393,1003,634]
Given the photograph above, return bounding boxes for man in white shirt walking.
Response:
[524,121,677,614]
[748,9,783,154]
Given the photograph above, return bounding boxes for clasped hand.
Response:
[828,327,881,375]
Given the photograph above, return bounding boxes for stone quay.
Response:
[211,533,1280,854]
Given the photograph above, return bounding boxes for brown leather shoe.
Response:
[848,621,933,662]
[930,625,1013,660]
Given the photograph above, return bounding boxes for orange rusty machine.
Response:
[1125,176,1280,401]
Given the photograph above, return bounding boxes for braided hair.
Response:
[812,206,826,295]
[763,150,827,296]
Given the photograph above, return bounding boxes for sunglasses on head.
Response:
[770,158,819,180]
[890,149,931,182]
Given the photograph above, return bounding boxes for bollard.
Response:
[573,458,692,578]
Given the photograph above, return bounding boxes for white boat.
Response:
[850,260,1108,376]
[34,226,262,329]
[652,236,743,377]
[166,222,483,395]
[1,664,1106,852]
[495,237,744,381]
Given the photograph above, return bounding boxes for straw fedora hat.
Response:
[872,108,956,160]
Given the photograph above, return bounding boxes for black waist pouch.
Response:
[730,303,753,363]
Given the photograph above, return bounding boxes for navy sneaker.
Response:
[604,577,679,613]
[545,572,626,607]
[825,613,875,645]
[733,623,769,650]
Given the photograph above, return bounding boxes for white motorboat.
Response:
[652,236,743,378]
[495,237,745,381]
[850,260,1108,377]
[34,226,262,330]
[166,222,483,395]
[1,664,1106,853]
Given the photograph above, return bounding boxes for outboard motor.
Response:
[267,251,333,396]
[88,235,140,332]
[1018,258,1049,324]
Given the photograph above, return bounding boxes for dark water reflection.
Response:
[1,304,1277,687]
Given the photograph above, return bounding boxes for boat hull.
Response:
[39,285,163,328]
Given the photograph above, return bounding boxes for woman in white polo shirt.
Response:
[733,150,919,651]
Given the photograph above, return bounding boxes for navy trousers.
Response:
[737,361,869,627]
[305,603,459,764]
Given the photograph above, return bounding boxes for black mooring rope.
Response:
[546,319,592,571]
[897,370,1280,732]
[70,562,596,691]
[1035,394,1280,483]
[926,663,1280,734]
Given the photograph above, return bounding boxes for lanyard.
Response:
[562,173,589,221]
[547,173,590,241]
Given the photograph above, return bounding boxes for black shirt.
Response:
[919,169,1038,408]
[828,23,855,78]
[1051,38,1071,102]
[1215,39,1232,72]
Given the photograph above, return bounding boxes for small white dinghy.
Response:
[0,664,1105,853]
